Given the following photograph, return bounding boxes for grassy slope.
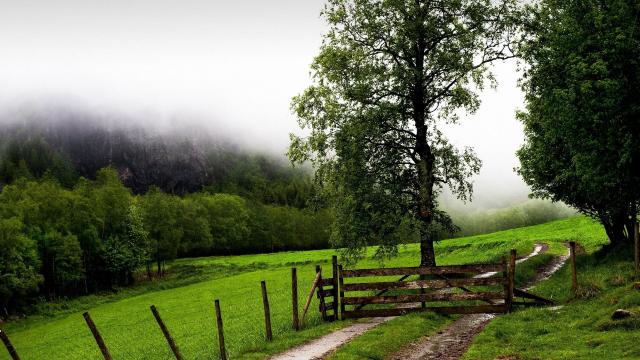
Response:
[0,217,610,360]
[328,216,611,360]
[463,245,640,359]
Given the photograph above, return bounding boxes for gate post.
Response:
[315,265,328,321]
[332,256,340,320]
[507,250,516,311]
[502,256,509,310]
[338,265,345,318]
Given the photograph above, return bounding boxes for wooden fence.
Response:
[2,245,574,359]
[0,283,288,360]
[317,251,517,319]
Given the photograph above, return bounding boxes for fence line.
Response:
[1,249,568,359]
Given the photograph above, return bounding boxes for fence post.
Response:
[260,281,273,341]
[569,241,578,294]
[338,265,345,317]
[150,305,184,360]
[507,250,516,311]
[83,312,113,360]
[332,256,340,320]
[316,265,328,321]
[291,268,300,330]
[635,223,639,276]
[214,300,227,360]
[0,329,21,360]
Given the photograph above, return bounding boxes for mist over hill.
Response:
[0,102,309,202]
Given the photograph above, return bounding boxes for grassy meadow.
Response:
[0,216,615,359]
[463,243,640,359]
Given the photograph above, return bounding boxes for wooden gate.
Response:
[316,251,518,320]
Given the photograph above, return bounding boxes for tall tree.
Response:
[140,187,183,276]
[290,0,518,265]
[516,0,640,245]
[0,218,42,314]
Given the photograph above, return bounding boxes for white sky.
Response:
[0,0,530,208]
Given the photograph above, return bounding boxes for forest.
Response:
[0,167,332,313]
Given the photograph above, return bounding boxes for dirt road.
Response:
[270,244,564,360]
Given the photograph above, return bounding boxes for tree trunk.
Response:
[602,213,629,245]
[146,261,152,280]
[420,230,436,267]
[624,218,635,243]
[156,239,163,277]
[411,23,435,267]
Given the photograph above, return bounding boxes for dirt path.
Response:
[388,244,569,360]
[270,244,555,360]
[269,317,394,360]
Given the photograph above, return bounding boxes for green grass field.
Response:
[0,216,619,360]
[463,244,640,359]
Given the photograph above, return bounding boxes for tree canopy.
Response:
[290,0,519,265]
[517,0,640,245]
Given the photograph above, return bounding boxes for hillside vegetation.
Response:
[0,116,575,317]
[0,216,619,360]
[0,168,331,315]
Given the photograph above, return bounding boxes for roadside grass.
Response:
[463,244,640,360]
[0,216,608,359]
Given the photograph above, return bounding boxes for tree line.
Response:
[0,168,331,315]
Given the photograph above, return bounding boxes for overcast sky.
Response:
[0,0,530,208]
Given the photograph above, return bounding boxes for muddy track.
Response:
[388,244,569,360]
[270,244,559,360]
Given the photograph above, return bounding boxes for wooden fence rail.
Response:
[341,263,505,277]
[341,277,503,292]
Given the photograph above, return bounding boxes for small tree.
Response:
[290,0,519,265]
[0,218,42,314]
[141,187,182,276]
[103,204,149,284]
[516,0,640,245]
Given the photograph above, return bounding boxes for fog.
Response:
[0,0,532,209]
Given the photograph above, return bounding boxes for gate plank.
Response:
[341,264,504,278]
[342,304,508,318]
[513,288,555,305]
[341,277,502,292]
[342,291,504,305]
